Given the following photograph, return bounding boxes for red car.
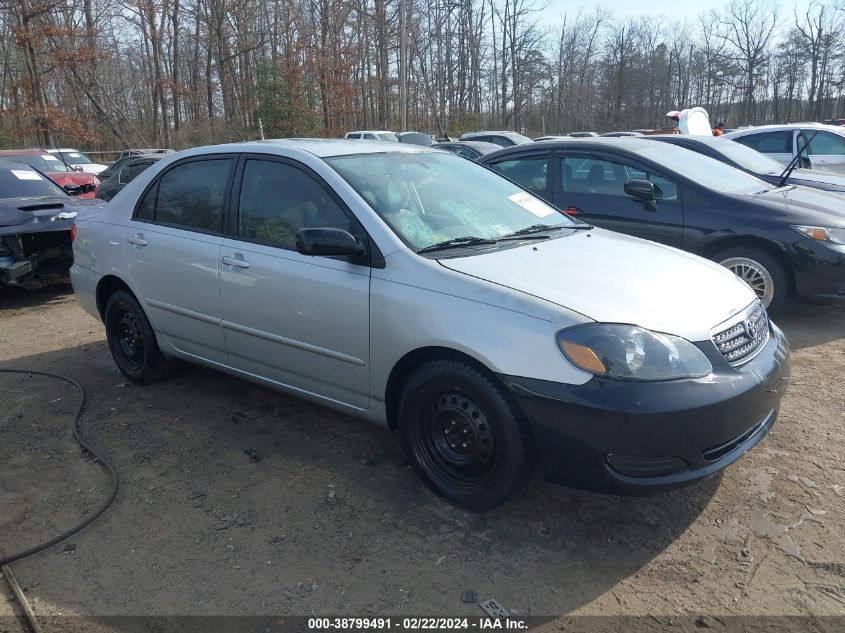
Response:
[0,149,99,199]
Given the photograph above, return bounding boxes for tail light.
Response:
[71,223,78,241]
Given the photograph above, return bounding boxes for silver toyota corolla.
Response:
[70,140,790,509]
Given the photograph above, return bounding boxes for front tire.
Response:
[398,360,536,511]
[714,246,789,316]
[104,290,174,384]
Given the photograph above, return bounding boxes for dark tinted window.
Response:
[154,159,232,231]
[0,165,66,198]
[237,159,352,250]
[121,161,153,183]
[735,131,792,154]
[489,155,549,191]
[135,182,157,220]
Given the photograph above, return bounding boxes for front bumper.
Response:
[500,324,790,495]
[792,239,845,301]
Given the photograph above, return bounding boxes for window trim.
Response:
[226,153,381,268]
[131,153,237,236]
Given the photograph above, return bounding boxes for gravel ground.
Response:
[0,285,843,630]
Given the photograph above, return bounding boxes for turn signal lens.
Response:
[70,223,77,241]
[793,225,845,245]
[559,341,607,374]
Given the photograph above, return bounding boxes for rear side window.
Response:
[346,133,361,139]
[489,155,549,191]
[735,131,792,154]
[237,159,353,250]
[137,159,232,232]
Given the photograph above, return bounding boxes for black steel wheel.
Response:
[398,360,536,510]
[105,290,175,384]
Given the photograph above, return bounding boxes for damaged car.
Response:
[0,162,101,288]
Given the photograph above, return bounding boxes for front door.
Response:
[218,156,371,410]
[553,154,685,247]
[125,156,235,365]
[803,129,845,175]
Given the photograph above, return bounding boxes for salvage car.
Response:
[71,140,789,509]
[0,162,100,287]
[0,149,99,198]
[479,138,845,315]
[646,135,845,193]
[95,155,164,201]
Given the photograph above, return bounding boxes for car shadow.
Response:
[0,282,74,312]
[773,301,845,350]
[1,341,717,620]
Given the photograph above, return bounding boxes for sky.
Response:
[540,0,816,25]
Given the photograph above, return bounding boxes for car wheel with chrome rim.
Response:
[714,246,789,316]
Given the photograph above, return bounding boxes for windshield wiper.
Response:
[778,130,818,187]
[417,236,498,254]
[500,223,590,239]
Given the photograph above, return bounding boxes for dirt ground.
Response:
[0,285,843,629]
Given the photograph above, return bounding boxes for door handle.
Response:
[221,255,250,269]
[127,234,148,246]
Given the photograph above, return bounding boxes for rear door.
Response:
[218,155,371,410]
[802,129,845,174]
[125,155,235,364]
[552,152,685,246]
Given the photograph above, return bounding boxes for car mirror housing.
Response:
[624,178,655,201]
[295,227,365,258]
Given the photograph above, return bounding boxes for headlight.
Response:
[556,324,712,381]
[793,225,845,245]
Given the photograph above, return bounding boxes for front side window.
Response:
[734,131,793,154]
[326,151,577,252]
[143,158,232,231]
[237,159,353,250]
[489,155,549,191]
[561,157,678,201]
[805,131,845,156]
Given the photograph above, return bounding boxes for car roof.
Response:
[346,130,394,135]
[483,136,655,153]
[439,140,501,151]
[0,161,38,171]
[46,148,80,152]
[462,130,523,137]
[0,149,49,156]
[726,124,845,135]
[166,138,435,160]
[646,134,722,145]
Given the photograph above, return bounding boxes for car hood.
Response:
[48,171,98,186]
[752,184,845,226]
[438,228,757,342]
[789,168,845,191]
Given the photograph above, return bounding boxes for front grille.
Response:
[712,302,769,366]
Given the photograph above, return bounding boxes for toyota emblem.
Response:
[743,318,757,339]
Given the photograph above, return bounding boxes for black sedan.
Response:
[435,141,502,160]
[95,155,163,201]
[647,134,845,194]
[478,138,845,315]
[0,162,100,287]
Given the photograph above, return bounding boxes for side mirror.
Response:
[295,227,365,258]
[74,165,85,172]
[624,178,655,202]
[63,184,82,196]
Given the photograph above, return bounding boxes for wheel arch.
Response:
[95,274,136,320]
[384,346,508,431]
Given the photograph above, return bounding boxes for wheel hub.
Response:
[426,392,496,477]
[720,256,775,308]
[116,312,142,362]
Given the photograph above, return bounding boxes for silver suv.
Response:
[70,140,789,509]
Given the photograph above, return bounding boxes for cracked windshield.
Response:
[327,151,577,252]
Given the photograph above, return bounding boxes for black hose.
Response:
[0,368,118,566]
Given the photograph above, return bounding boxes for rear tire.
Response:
[398,360,536,511]
[713,246,789,316]
[104,290,175,384]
